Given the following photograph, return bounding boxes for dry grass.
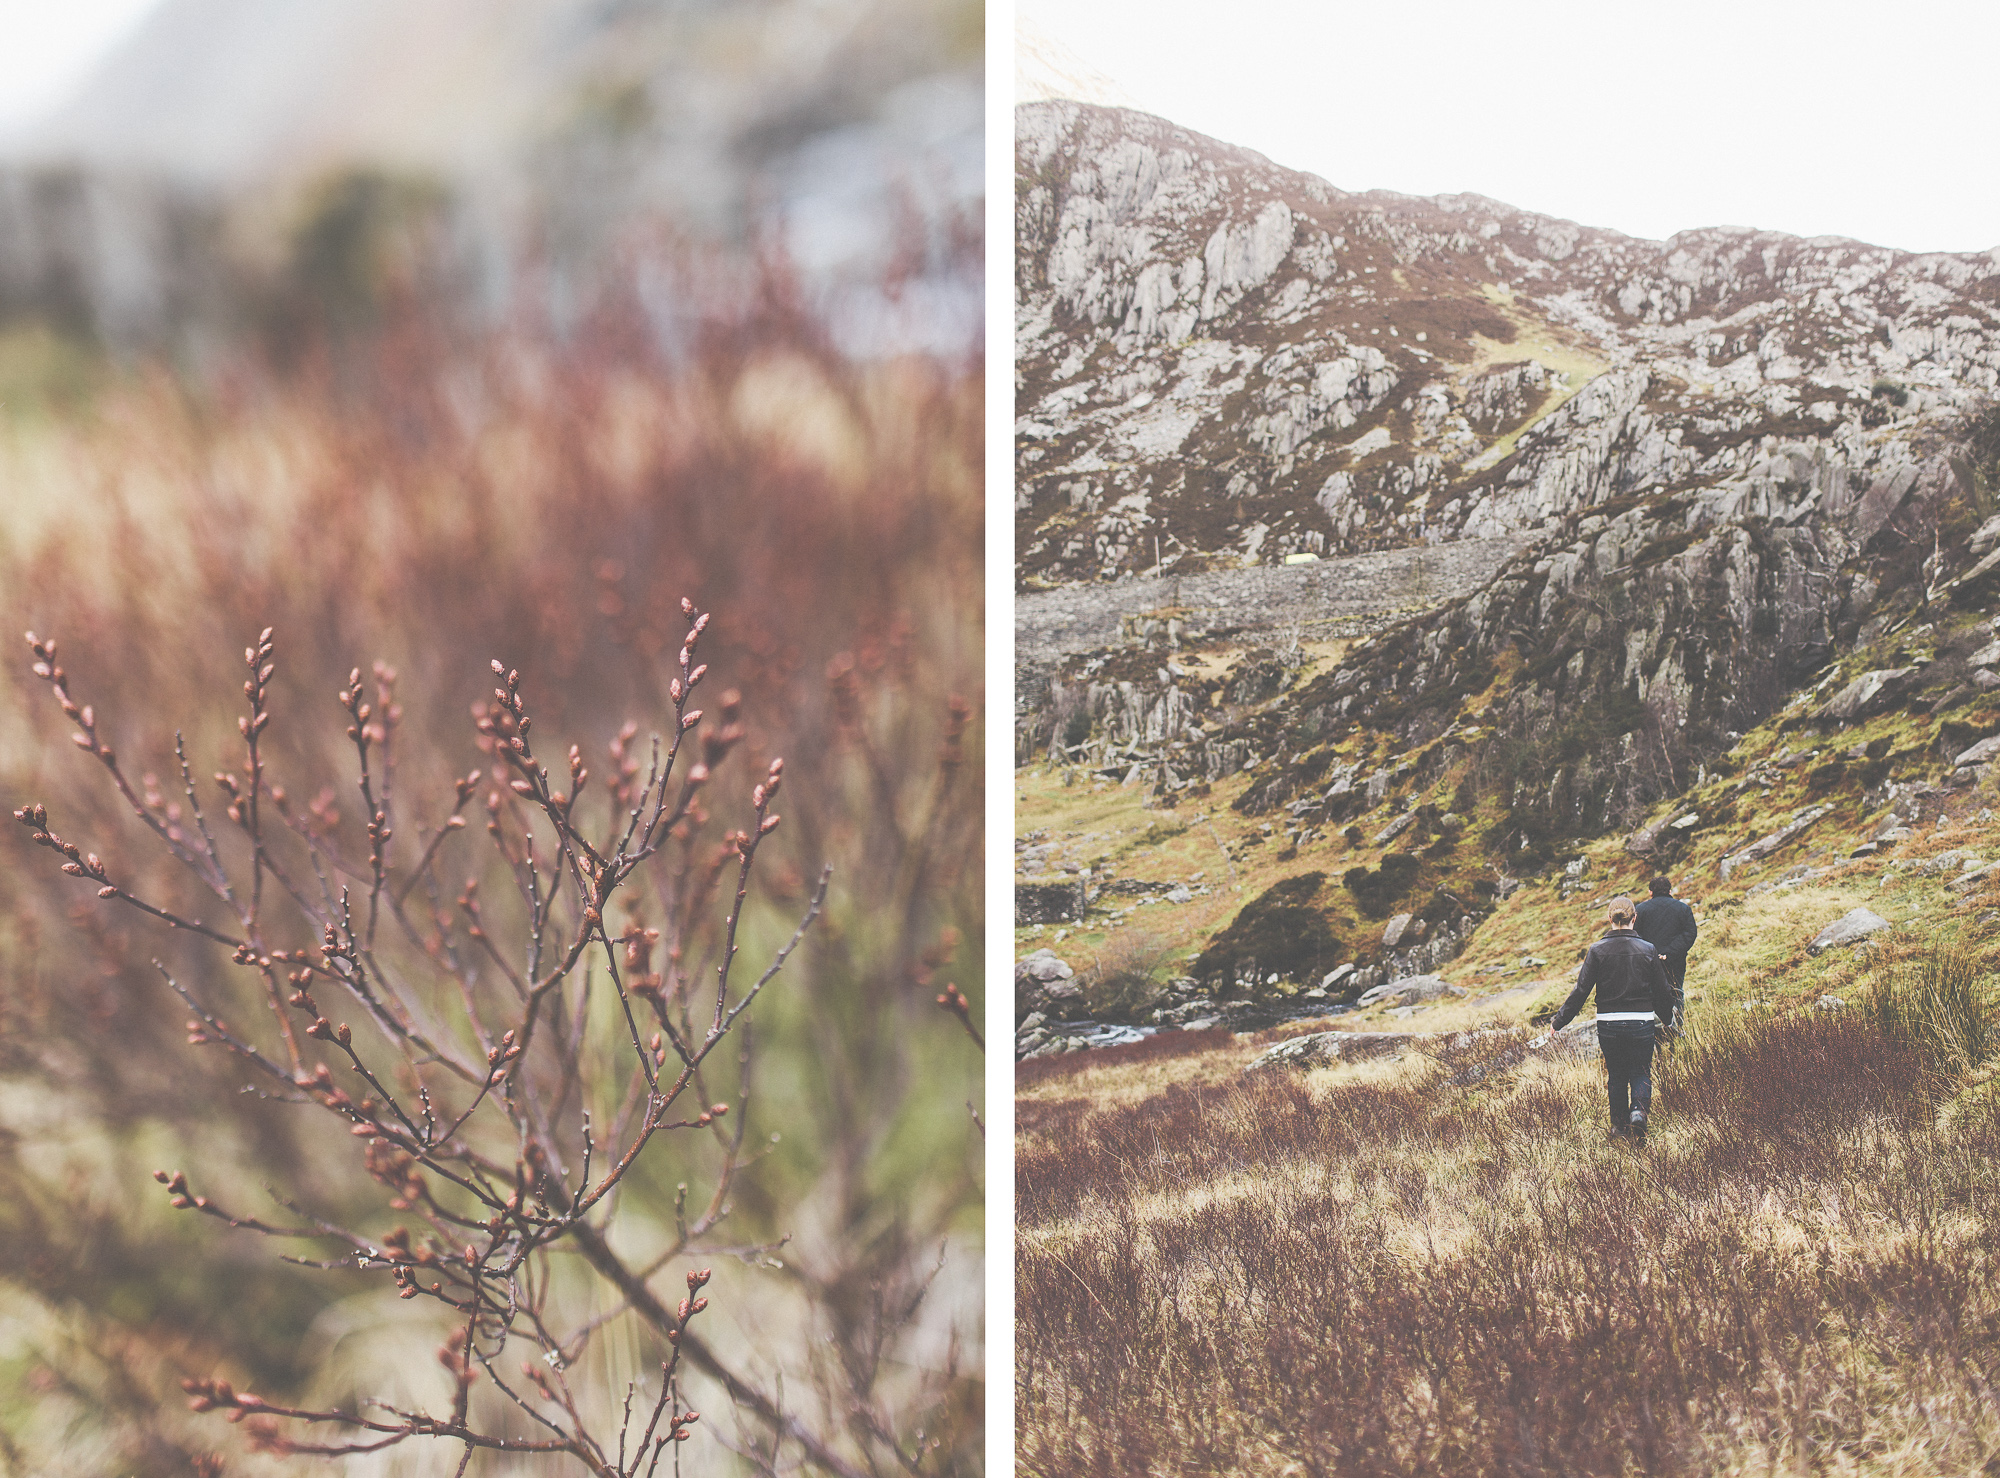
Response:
[0,281,983,1474]
[1017,1005,2000,1477]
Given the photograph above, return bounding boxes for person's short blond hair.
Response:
[1607,895,1637,926]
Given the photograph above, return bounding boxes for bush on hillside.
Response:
[1078,932,1175,1021]
[1342,852,1420,917]
[1191,873,1339,990]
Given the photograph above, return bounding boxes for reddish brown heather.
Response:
[1017,1013,2000,1476]
[0,272,983,1475]
[1013,1026,1237,1090]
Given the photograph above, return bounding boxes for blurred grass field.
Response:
[0,276,983,1474]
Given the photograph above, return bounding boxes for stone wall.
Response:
[1015,878,1088,925]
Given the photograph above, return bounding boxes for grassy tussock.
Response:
[1867,934,1998,1077]
[1017,1009,2000,1477]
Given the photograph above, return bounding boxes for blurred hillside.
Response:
[0,0,981,355]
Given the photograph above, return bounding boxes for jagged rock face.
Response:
[1016,98,2000,853]
[1016,99,2000,590]
[1242,506,1867,845]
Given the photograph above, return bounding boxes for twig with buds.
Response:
[15,609,838,1472]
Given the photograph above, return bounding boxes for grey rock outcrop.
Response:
[1244,1030,1422,1071]
[1246,1025,1507,1072]
[1018,100,2000,593]
[1016,950,1083,1021]
[1355,973,1461,1009]
[1807,909,1893,954]
[1818,668,1919,723]
[1719,806,1833,881]
[1955,735,2000,768]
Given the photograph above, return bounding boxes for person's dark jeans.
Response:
[1598,1019,1656,1127]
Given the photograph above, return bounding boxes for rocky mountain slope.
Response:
[1015,99,2000,1018]
[1018,100,2000,587]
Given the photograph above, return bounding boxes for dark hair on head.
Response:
[1649,876,1673,896]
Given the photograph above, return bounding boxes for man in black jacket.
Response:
[1634,876,1697,1028]
[1550,895,1677,1143]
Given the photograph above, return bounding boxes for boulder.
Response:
[1017,949,1074,983]
[1319,962,1357,992]
[1356,973,1462,1009]
[1374,810,1418,845]
[1245,1029,1420,1071]
[1624,820,1664,856]
[1816,668,1918,723]
[1381,912,1415,948]
[1953,734,2000,768]
[1016,949,1083,1020]
[1807,908,1892,954]
[1949,861,2000,893]
[1912,849,1979,877]
[1547,1020,1599,1058]
[1718,805,1831,880]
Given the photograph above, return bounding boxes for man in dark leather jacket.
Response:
[1551,896,1677,1143]
[1634,876,1697,1028]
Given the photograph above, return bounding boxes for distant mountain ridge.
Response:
[1015,100,2000,589]
[18,0,492,183]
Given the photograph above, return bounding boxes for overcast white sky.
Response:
[7,0,1997,256]
[0,0,160,133]
[1017,0,2000,255]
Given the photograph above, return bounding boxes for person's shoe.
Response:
[1629,1109,1647,1145]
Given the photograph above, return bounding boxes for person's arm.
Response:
[1645,947,1675,1021]
[1550,948,1597,1030]
[1669,900,1698,957]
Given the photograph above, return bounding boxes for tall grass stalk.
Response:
[1867,931,1997,1076]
